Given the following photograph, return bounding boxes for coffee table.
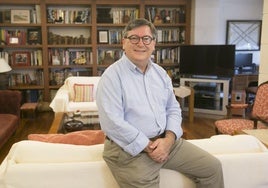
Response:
[49,111,100,134]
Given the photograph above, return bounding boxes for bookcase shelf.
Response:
[0,0,191,102]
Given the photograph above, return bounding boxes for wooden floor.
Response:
[0,111,223,163]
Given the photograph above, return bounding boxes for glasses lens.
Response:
[128,36,140,44]
[142,36,152,45]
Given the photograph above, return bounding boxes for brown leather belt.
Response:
[106,133,165,142]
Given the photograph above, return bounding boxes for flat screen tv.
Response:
[235,53,253,69]
[179,45,235,78]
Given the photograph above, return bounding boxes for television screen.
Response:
[235,53,253,69]
[179,45,235,78]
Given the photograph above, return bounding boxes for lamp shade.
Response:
[0,58,11,73]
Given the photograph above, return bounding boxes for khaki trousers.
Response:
[103,138,224,188]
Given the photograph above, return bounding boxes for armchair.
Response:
[215,81,268,135]
[50,76,101,113]
[0,90,21,148]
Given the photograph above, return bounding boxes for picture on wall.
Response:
[226,20,262,51]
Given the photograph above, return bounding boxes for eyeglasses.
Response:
[124,35,155,45]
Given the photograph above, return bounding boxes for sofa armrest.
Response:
[217,152,268,188]
[2,141,104,163]
[0,90,21,117]
[50,87,70,113]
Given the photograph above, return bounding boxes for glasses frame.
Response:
[125,35,155,45]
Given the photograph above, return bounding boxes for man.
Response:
[96,18,224,188]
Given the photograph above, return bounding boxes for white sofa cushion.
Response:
[189,134,267,154]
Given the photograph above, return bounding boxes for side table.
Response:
[174,86,194,122]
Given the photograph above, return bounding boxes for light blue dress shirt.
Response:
[96,54,183,156]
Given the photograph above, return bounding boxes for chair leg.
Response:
[215,127,221,135]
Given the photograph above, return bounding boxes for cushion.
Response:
[189,135,268,154]
[28,130,105,146]
[73,84,94,102]
[64,76,101,101]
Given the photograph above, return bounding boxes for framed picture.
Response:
[11,10,30,24]
[9,37,19,44]
[226,20,262,51]
[98,30,109,44]
[12,52,31,66]
[27,29,42,44]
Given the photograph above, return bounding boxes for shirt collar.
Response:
[122,53,153,74]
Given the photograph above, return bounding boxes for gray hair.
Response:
[122,18,157,39]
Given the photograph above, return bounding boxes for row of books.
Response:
[153,47,180,64]
[146,7,186,24]
[48,48,93,66]
[110,8,139,24]
[49,68,92,86]
[97,49,123,65]
[97,29,123,44]
[1,50,42,67]
[97,8,139,24]
[0,29,28,45]
[47,8,90,24]
[48,32,90,45]
[96,28,185,44]
[9,70,44,87]
[21,90,42,103]
[157,28,185,43]
[0,5,41,24]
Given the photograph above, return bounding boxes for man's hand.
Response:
[145,131,176,163]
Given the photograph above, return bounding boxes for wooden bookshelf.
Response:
[0,0,192,102]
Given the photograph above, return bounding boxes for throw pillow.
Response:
[73,84,94,102]
[28,130,105,146]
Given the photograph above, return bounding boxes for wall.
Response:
[191,0,263,65]
[259,0,268,83]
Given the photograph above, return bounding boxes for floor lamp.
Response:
[0,58,12,90]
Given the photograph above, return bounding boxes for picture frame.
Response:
[11,9,30,24]
[9,37,19,44]
[98,30,109,44]
[27,29,42,44]
[226,20,262,51]
[12,52,31,66]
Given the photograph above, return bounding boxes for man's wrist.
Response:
[165,130,176,144]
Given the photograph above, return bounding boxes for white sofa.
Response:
[1,135,268,188]
[50,76,101,113]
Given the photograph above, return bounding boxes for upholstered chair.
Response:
[0,90,22,148]
[214,81,268,135]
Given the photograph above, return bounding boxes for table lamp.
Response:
[0,58,12,89]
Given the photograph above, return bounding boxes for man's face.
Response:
[122,25,156,67]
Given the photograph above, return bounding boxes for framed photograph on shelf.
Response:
[27,29,42,44]
[11,10,30,24]
[226,20,262,51]
[8,37,19,45]
[98,30,109,44]
[12,52,31,66]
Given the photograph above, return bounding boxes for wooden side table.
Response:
[174,86,194,122]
